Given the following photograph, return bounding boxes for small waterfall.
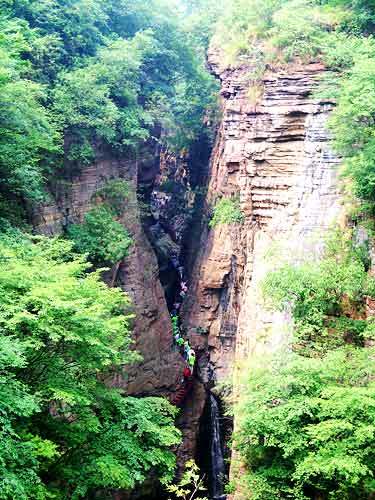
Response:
[210,394,226,500]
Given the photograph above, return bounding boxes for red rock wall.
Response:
[180,59,344,469]
[33,147,184,399]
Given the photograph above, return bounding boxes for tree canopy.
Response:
[0,0,219,219]
[0,234,180,498]
[236,347,375,500]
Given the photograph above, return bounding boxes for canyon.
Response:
[32,54,343,498]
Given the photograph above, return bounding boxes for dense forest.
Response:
[0,0,219,497]
[1,0,375,499]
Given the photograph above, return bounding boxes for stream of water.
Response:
[209,394,226,500]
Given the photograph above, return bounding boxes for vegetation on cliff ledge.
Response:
[237,347,375,499]
[209,197,244,228]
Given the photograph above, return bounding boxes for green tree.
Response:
[0,17,61,209]
[67,206,133,266]
[0,0,219,226]
[0,234,180,498]
[236,347,375,500]
[209,197,244,228]
[166,460,208,500]
[329,56,375,212]
[262,230,372,353]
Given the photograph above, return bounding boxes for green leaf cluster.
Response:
[235,230,375,498]
[214,0,359,67]
[67,179,133,266]
[0,234,180,498]
[329,53,375,215]
[93,179,131,217]
[209,197,244,228]
[236,347,375,500]
[262,230,373,353]
[0,15,61,209]
[166,460,208,500]
[67,206,133,266]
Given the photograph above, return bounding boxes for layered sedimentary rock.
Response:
[33,146,184,398]
[32,50,345,485]
[181,57,343,466]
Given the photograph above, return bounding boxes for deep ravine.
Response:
[32,56,343,500]
[180,56,343,498]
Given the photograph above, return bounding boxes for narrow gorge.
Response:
[2,0,375,499]
[33,54,342,499]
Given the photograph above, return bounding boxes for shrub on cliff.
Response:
[67,205,133,266]
[93,179,131,216]
[236,347,375,500]
[0,234,180,498]
[262,229,373,353]
[209,197,244,228]
[240,229,375,496]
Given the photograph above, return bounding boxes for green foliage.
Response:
[209,197,244,228]
[329,54,375,213]
[182,0,225,54]
[0,0,219,224]
[0,234,180,498]
[215,0,349,66]
[67,206,133,266]
[93,179,131,216]
[268,1,342,62]
[166,460,208,500]
[53,32,154,160]
[168,67,219,152]
[262,230,373,353]
[0,17,61,208]
[236,347,375,499]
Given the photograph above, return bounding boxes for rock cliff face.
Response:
[181,58,344,473]
[33,145,184,399]
[32,52,345,492]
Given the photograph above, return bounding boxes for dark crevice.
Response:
[137,135,234,500]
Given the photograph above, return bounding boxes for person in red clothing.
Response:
[183,366,192,379]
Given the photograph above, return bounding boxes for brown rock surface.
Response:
[181,60,344,479]
[33,148,184,398]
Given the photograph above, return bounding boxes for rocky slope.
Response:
[181,57,344,479]
[32,144,185,400]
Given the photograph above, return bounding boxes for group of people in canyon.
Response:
[174,333,196,371]
[171,266,196,378]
